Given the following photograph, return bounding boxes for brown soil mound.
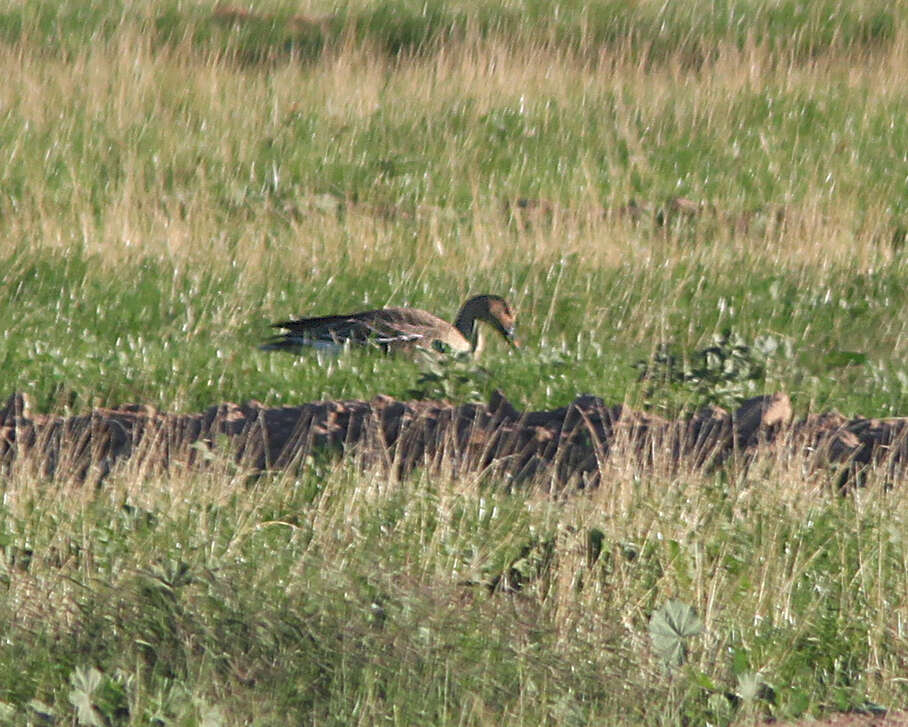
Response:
[1,391,905,487]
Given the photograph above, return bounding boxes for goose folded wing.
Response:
[357,310,435,345]
[270,313,366,343]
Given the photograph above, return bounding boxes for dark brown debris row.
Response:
[1,391,905,488]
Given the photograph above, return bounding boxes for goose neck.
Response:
[453,305,482,352]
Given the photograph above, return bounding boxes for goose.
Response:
[261,294,518,355]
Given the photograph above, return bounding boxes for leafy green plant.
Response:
[648,599,703,668]
[488,533,557,594]
[68,666,129,726]
[637,330,796,411]
[408,352,492,403]
[734,671,776,720]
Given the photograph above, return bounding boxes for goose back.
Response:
[261,295,516,354]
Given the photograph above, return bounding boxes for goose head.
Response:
[454,295,519,353]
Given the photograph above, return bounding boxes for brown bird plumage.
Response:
[261,295,518,355]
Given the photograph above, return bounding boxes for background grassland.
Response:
[0,1,906,725]
[0,0,905,416]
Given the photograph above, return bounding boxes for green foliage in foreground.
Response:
[0,459,904,725]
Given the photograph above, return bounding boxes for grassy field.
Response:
[0,1,906,724]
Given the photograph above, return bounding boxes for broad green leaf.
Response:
[692,670,719,691]
[731,647,750,675]
[784,687,810,717]
[68,667,104,727]
[69,666,103,696]
[68,690,103,727]
[648,599,702,666]
[736,672,763,703]
[824,351,868,368]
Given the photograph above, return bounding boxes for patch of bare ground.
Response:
[1,391,905,487]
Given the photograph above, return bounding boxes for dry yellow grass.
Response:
[1,13,904,274]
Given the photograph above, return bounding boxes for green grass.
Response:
[1,455,905,724]
[0,1,907,724]
[1,245,906,416]
[0,0,900,64]
[3,51,906,227]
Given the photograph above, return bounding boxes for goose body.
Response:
[261,295,517,355]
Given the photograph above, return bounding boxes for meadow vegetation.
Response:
[0,1,906,724]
